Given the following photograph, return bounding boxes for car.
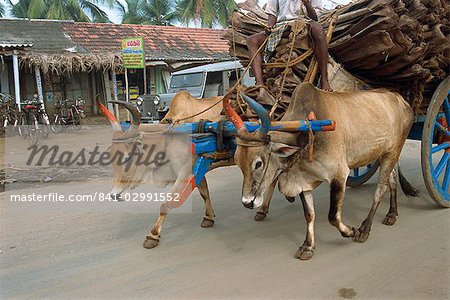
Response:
[135,61,255,122]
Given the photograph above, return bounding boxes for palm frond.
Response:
[80,0,110,22]
[0,2,5,17]
[27,0,48,19]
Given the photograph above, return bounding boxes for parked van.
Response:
[136,61,255,121]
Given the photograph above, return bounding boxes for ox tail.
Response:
[397,163,420,197]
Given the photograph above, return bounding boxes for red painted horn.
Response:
[97,96,121,131]
[223,94,246,132]
[108,100,141,137]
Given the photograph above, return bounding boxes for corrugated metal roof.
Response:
[0,43,33,48]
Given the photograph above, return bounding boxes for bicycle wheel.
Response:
[0,114,5,138]
[20,113,30,139]
[29,115,41,146]
[39,112,50,138]
[71,107,82,130]
[51,114,64,134]
[4,111,17,136]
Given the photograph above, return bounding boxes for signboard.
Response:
[122,37,145,69]
[129,86,140,100]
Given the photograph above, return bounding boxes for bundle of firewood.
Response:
[225,0,449,116]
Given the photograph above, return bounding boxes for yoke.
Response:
[164,117,336,208]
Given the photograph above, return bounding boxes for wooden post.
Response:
[34,66,44,108]
[143,65,147,95]
[12,50,21,110]
[90,72,98,115]
[112,68,120,119]
[125,68,130,121]
[103,70,113,114]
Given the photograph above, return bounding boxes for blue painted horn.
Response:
[240,92,270,135]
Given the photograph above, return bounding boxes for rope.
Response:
[232,16,246,115]
[305,119,315,162]
[173,34,269,124]
[173,97,223,124]
[269,20,303,118]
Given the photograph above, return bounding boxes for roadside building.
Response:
[0,19,229,115]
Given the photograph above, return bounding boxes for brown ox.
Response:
[160,91,223,124]
[102,92,276,249]
[226,82,418,260]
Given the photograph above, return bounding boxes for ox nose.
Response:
[110,193,123,201]
[243,200,254,209]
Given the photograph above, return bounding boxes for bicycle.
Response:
[51,98,84,134]
[0,94,20,137]
[19,98,50,145]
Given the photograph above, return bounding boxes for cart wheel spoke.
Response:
[444,96,450,124]
[442,160,450,192]
[434,152,449,178]
[433,120,450,136]
[431,142,449,154]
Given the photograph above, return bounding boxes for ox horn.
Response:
[240,93,270,135]
[223,93,246,132]
[108,100,141,136]
[97,96,121,131]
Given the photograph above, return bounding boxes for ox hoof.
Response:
[201,218,215,228]
[353,229,370,243]
[295,245,314,260]
[382,212,397,226]
[340,227,357,238]
[143,236,160,249]
[254,212,267,222]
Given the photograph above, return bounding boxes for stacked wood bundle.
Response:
[225,0,449,117]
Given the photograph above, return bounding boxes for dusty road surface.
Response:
[1,138,449,299]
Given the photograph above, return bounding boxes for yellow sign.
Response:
[129,86,140,100]
[122,37,145,69]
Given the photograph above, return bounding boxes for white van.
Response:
[140,61,255,120]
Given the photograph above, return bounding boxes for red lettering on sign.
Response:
[126,40,141,47]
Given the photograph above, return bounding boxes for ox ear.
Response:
[270,142,300,158]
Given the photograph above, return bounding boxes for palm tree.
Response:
[8,0,118,22]
[141,0,177,26]
[176,0,236,28]
[119,0,177,25]
[0,2,5,17]
[119,0,145,24]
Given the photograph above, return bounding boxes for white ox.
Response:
[225,82,418,260]
[101,91,277,249]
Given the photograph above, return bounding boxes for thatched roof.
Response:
[0,19,230,74]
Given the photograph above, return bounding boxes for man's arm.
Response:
[302,0,318,21]
[268,14,277,28]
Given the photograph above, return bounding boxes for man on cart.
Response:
[247,0,333,97]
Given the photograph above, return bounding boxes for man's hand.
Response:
[301,0,318,21]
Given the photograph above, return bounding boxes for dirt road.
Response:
[1,140,449,299]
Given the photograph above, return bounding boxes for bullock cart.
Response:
[154,77,450,208]
[145,0,450,208]
[222,0,450,207]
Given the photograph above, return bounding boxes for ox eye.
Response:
[255,161,263,170]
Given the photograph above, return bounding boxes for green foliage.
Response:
[121,0,236,27]
[0,2,5,17]
[176,0,236,28]
[121,0,178,25]
[8,0,117,22]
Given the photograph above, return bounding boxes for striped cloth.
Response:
[266,23,289,54]
[265,18,313,61]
